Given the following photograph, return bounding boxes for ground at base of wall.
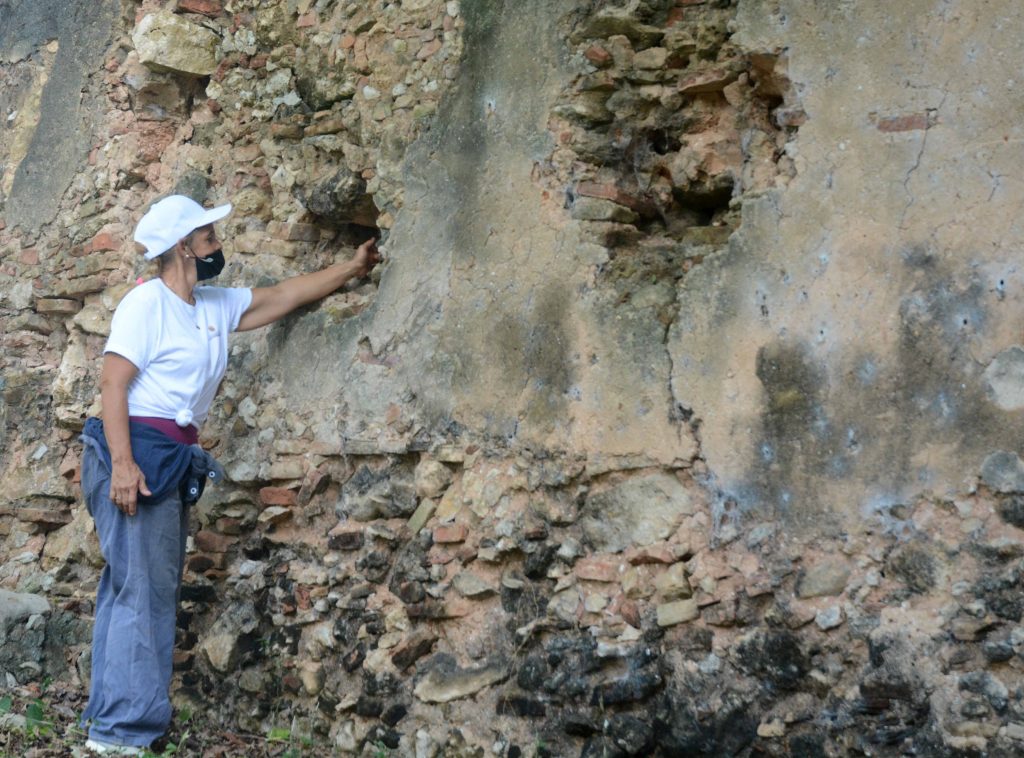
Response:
[0,683,319,758]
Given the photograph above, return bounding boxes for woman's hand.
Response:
[109,459,151,516]
[351,237,381,278]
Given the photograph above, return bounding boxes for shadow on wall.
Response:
[732,244,1024,527]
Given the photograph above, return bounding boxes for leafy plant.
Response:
[0,695,12,715]
[267,726,292,742]
[25,699,52,737]
[177,705,194,726]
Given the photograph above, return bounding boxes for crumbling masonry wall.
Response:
[4,0,1024,755]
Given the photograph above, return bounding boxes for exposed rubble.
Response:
[4,0,1024,756]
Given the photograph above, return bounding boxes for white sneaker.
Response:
[84,738,144,755]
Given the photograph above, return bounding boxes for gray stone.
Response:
[814,605,844,630]
[132,11,219,76]
[200,632,241,673]
[795,559,851,599]
[574,9,664,48]
[413,655,508,703]
[0,589,50,634]
[547,588,581,623]
[0,590,51,684]
[981,451,1024,493]
[452,572,497,598]
[198,602,259,672]
[407,498,437,535]
[634,47,668,70]
[71,303,112,337]
[414,460,453,499]
[554,93,614,126]
[340,465,417,521]
[581,473,693,553]
[571,197,639,223]
[306,168,379,227]
[1006,722,1024,742]
[654,562,692,600]
[746,523,777,548]
[656,599,700,627]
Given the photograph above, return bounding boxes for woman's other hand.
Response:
[109,460,152,516]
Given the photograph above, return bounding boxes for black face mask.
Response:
[194,250,225,280]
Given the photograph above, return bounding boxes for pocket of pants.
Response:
[80,446,111,516]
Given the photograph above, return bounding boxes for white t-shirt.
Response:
[104,279,253,430]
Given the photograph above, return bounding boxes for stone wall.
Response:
[4,0,1024,755]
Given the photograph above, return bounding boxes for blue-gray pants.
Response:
[80,445,188,748]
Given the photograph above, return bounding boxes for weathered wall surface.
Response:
[5,0,1024,756]
[673,1,1024,531]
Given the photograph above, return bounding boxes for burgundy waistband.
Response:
[130,416,199,445]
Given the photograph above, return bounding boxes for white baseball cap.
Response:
[134,195,233,260]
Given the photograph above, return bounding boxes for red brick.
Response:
[620,599,641,628]
[136,122,177,163]
[296,11,317,28]
[88,231,120,252]
[875,112,936,133]
[215,517,243,535]
[666,7,686,24]
[340,34,357,49]
[575,557,622,583]
[194,529,236,553]
[249,53,268,69]
[584,44,612,67]
[417,39,442,61]
[625,544,676,565]
[18,248,39,265]
[187,554,216,573]
[177,0,223,16]
[427,548,455,565]
[17,508,73,531]
[172,650,193,670]
[433,524,468,543]
[260,486,298,507]
[35,298,80,314]
[232,143,262,162]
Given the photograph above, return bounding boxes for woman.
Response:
[78,195,379,754]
